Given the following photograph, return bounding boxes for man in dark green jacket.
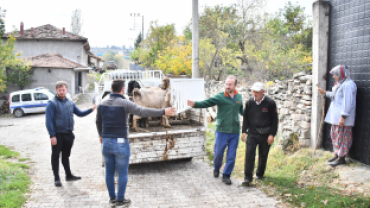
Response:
[188,76,243,185]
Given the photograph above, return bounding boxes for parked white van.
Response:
[8,88,71,118]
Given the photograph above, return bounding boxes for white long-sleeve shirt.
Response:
[325,80,357,126]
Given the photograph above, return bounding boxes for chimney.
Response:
[31,27,34,36]
[20,22,24,36]
[63,27,65,36]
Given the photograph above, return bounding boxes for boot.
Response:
[329,157,346,167]
[327,155,338,163]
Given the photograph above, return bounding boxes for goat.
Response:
[131,78,172,132]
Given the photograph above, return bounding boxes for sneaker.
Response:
[222,175,232,185]
[255,175,264,180]
[54,180,62,187]
[66,175,82,181]
[115,199,131,208]
[213,169,219,178]
[109,198,116,207]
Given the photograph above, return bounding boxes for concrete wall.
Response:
[311,1,331,148]
[3,68,79,97]
[2,39,89,66]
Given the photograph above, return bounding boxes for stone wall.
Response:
[267,72,313,148]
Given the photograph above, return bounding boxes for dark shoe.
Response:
[213,169,219,178]
[115,199,131,208]
[255,175,264,180]
[242,178,252,186]
[222,175,232,185]
[329,157,346,167]
[66,175,82,181]
[109,198,116,207]
[54,180,62,187]
[327,155,338,163]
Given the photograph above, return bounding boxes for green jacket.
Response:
[194,91,244,134]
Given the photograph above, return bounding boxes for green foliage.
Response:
[133,1,313,81]
[0,145,31,208]
[154,37,193,75]
[6,62,34,90]
[134,32,142,49]
[0,145,20,158]
[130,48,140,62]
[0,34,33,91]
[136,22,176,68]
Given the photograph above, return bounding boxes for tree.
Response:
[0,11,6,91]
[71,9,83,36]
[6,61,33,90]
[0,34,33,91]
[230,0,267,72]
[199,5,239,80]
[134,32,142,49]
[137,22,176,68]
[154,37,193,75]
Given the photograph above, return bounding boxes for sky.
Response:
[1,0,314,48]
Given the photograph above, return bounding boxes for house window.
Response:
[34,93,49,101]
[21,93,32,101]
[12,94,20,102]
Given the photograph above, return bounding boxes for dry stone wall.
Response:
[267,72,313,148]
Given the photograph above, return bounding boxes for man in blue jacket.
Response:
[96,79,176,208]
[46,81,96,187]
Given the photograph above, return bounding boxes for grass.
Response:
[205,123,370,208]
[0,145,31,208]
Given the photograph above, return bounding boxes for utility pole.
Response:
[192,0,199,78]
[142,16,144,41]
[130,13,144,46]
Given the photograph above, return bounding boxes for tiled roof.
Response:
[87,51,103,61]
[23,54,88,69]
[3,24,87,41]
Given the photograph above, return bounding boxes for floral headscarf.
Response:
[330,65,350,100]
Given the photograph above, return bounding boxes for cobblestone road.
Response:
[0,105,278,208]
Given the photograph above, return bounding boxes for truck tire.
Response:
[14,108,24,118]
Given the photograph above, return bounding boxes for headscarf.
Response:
[329,65,351,100]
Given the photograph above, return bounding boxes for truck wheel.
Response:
[14,108,24,118]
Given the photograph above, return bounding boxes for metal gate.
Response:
[324,0,370,165]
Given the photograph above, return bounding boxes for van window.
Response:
[34,93,49,101]
[21,93,32,101]
[12,94,20,102]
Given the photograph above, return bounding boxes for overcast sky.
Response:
[1,0,314,48]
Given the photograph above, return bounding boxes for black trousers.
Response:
[51,132,75,180]
[244,132,271,181]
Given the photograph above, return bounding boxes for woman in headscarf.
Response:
[318,65,357,166]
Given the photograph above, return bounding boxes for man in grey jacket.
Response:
[96,79,176,208]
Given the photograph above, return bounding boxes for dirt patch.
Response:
[163,132,175,160]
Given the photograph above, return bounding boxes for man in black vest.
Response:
[96,79,176,208]
[241,82,278,186]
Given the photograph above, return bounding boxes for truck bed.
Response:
[128,109,206,164]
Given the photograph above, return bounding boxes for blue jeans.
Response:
[102,138,130,201]
[214,131,240,176]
